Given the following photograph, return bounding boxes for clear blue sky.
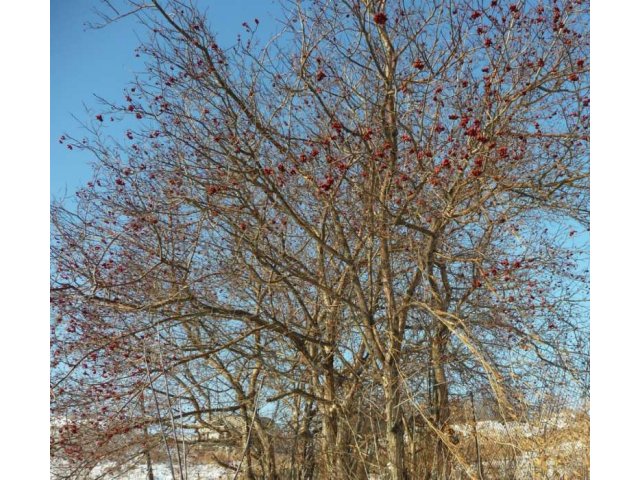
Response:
[51,0,279,199]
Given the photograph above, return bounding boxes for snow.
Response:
[53,461,235,480]
[102,464,232,480]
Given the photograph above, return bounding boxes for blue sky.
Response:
[51,0,279,198]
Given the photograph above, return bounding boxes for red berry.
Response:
[373,12,387,25]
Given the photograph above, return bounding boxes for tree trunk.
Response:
[296,397,316,480]
[431,331,451,479]
[145,447,155,480]
[320,406,339,478]
[384,359,406,480]
[255,422,278,480]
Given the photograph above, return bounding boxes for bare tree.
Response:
[51,0,589,478]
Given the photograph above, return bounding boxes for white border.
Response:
[0,0,635,478]
[591,0,640,477]
[1,1,51,479]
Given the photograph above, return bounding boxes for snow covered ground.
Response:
[53,461,236,480]
[98,464,232,479]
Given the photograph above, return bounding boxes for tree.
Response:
[51,0,589,478]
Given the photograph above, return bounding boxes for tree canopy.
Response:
[51,1,589,478]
